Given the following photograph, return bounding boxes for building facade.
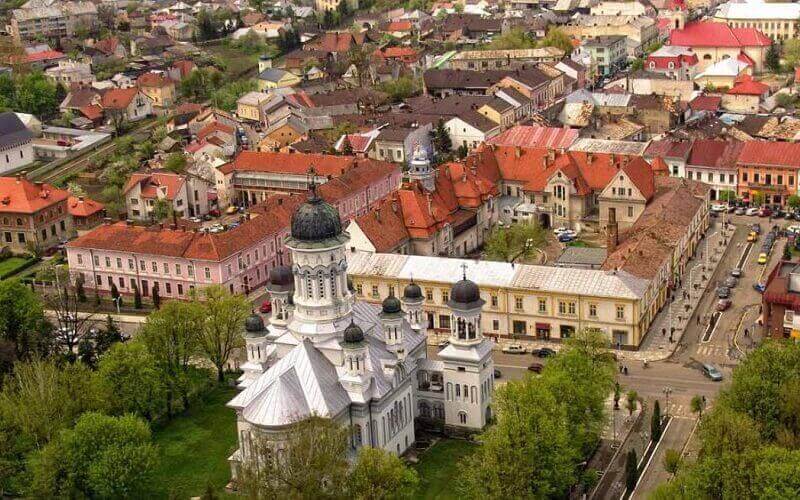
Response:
[0,175,72,254]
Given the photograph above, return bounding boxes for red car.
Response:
[758,207,772,217]
[259,300,272,313]
[716,299,732,311]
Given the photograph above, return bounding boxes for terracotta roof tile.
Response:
[352,196,409,252]
[219,151,358,176]
[68,196,104,217]
[0,177,69,214]
[737,140,800,167]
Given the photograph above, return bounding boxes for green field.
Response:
[413,439,477,500]
[0,257,34,279]
[149,385,239,499]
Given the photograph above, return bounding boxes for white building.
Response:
[227,186,494,479]
[0,112,35,174]
[44,59,94,86]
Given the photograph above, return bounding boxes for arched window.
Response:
[459,411,467,424]
[305,273,313,299]
[471,385,477,404]
[317,272,326,298]
[468,322,476,339]
[419,400,431,417]
[352,424,363,448]
[446,382,452,400]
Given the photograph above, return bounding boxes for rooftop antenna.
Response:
[460,262,468,281]
[306,165,319,201]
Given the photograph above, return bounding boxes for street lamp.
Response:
[113,295,122,314]
[663,386,673,419]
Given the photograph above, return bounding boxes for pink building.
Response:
[66,159,402,298]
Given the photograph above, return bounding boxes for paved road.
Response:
[631,416,697,499]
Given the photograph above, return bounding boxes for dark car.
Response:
[753,283,766,293]
[717,286,731,299]
[533,347,556,358]
[752,223,762,234]
[716,299,732,311]
[724,276,738,288]
[527,363,544,373]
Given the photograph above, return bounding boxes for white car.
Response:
[710,204,727,212]
[787,225,800,235]
[502,343,527,354]
[553,227,569,235]
[746,208,760,216]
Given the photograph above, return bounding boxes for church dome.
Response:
[267,265,294,291]
[448,278,483,309]
[245,313,265,333]
[403,280,422,300]
[290,188,342,242]
[343,320,365,344]
[382,295,402,314]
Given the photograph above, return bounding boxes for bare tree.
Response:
[195,285,249,382]
[38,266,97,360]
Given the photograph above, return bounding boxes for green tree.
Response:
[238,416,350,498]
[484,221,547,263]
[652,399,662,442]
[718,190,737,203]
[784,38,800,69]
[196,285,249,382]
[787,194,800,209]
[458,377,578,497]
[347,447,419,499]
[486,28,536,50]
[95,341,166,420]
[133,283,142,309]
[29,412,158,499]
[151,198,173,222]
[139,300,204,415]
[379,76,419,103]
[690,394,705,419]
[164,152,188,173]
[776,92,797,109]
[663,448,682,478]
[752,191,766,206]
[614,381,621,410]
[14,72,58,118]
[341,136,354,155]
[0,279,49,371]
[152,283,161,310]
[537,27,574,55]
[626,390,638,416]
[432,119,452,155]
[767,44,782,73]
[624,449,638,492]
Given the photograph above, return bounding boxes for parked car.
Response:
[758,253,768,264]
[702,363,723,381]
[759,207,773,217]
[747,231,758,242]
[259,300,272,313]
[209,209,221,217]
[527,362,544,373]
[735,207,746,215]
[711,203,727,212]
[787,225,800,235]
[438,339,450,349]
[716,286,731,299]
[746,207,759,216]
[558,233,576,243]
[753,283,766,293]
[752,223,762,234]
[225,205,239,215]
[716,299,732,311]
[533,347,556,358]
[502,343,526,354]
[731,268,742,278]
[724,276,738,288]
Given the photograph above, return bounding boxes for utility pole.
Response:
[663,386,673,419]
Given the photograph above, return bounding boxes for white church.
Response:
[227,182,495,478]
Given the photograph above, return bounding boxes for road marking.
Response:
[627,417,674,499]
[701,311,723,343]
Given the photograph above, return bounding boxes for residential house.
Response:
[448,48,565,71]
[645,45,699,80]
[762,262,800,340]
[68,196,105,230]
[561,14,658,57]
[236,91,271,123]
[9,1,97,43]
[737,141,800,205]
[486,126,579,150]
[685,139,743,201]
[257,68,301,90]
[581,36,627,77]
[137,72,177,109]
[0,112,35,174]
[123,170,210,221]
[258,115,310,151]
[694,58,752,89]
[44,60,94,86]
[721,75,770,113]
[101,88,153,124]
[631,94,681,137]
[0,175,72,254]
[370,126,434,164]
[644,138,693,177]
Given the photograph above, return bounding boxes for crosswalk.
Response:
[695,344,728,358]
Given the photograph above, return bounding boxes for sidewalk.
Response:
[629,222,735,362]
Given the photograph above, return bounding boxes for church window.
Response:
[463,384,469,400]
[468,322,476,339]
[318,273,325,298]
[471,386,477,403]
[306,275,313,298]
[459,412,467,424]
[330,274,337,297]
[352,424,363,448]
[455,384,461,398]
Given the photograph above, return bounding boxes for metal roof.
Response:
[569,138,649,156]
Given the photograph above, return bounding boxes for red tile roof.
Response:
[0,177,69,214]
[669,21,771,48]
[737,141,800,168]
[68,196,104,218]
[688,140,743,170]
[123,171,186,200]
[79,104,103,121]
[219,151,358,176]
[649,157,670,175]
[385,21,413,32]
[727,75,769,96]
[137,72,174,88]
[688,95,722,112]
[172,60,196,78]
[197,122,234,141]
[487,126,578,150]
[101,88,139,109]
[26,50,64,63]
[644,139,693,159]
[351,196,410,252]
[94,37,120,56]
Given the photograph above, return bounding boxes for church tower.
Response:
[285,179,354,342]
[400,279,425,331]
[407,144,436,192]
[265,262,294,340]
[439,266,494,430]
[339,321,371,398]
[380,295,405,360]
[237,313,275,388]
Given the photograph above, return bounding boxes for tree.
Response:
[95,341,167,420]
[752,191,766,206]
[152,283,161,310]
[614,381,621,410]
[788,195,800,210]
[163,152,187,173]
[0,279,49,373]
[718,190,737,203]
[14,72,58,118]
[29,412,158,499]
[341,135,354,155]
[624,449,638,492]
[347,447,419,499]
[456,144,468,158]
[379,76,419,103]
[139,300,204,415]
[97,4,116,29]
[196,285,249,382]
[652,399,662,442]
[486,28,536,50]
[337,0,350,20]
[75,273,86,303]
[39,268,97,359]
[783,243,792,261]
[458,377,578,498]
[484,221,548,263]
[151,198,173,222]
[776,92,797,109]
[133,283,142,309]
[323,9,335,29]
[663,449,682,478]
[432,119,452,156]
[784,38,800,69]
[626,390,638,416]
[767,44,782,73]
[537,27,574,56]
[238,417,350,498]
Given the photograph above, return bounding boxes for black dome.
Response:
[290,192,342,242]
[268,265,294,292]
[245,313,265,333]
[403,281,422,300]
[382,295,402,314]
[343,320,364,344]
[449,278,482,308]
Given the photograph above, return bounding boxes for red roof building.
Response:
[486,126,578,150]
[68,196,105,229]
[737,141,800,205]
[0,175,72,252]
[727,75,769,96]
[668,21,771,72]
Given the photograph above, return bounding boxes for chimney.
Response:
[515,146,522,158]
[607,207,619,253]
[103,217,112,225]
[547,149,555,162]
[375,208,381,222]
[78,196,85,202]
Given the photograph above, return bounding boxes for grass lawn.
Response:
[413,439,477,500]
[149,385,239,499]
[0,257,33,278]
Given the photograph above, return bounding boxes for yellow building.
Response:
[346,251,650,348]
[714,2,800,42]
[257,68,301,90]
[236,91,270,122]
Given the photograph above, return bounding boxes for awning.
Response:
[535,322,550,330]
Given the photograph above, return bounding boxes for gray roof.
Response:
[555,246,608,267]
[258,68,291,82]
[0,112,33,149]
